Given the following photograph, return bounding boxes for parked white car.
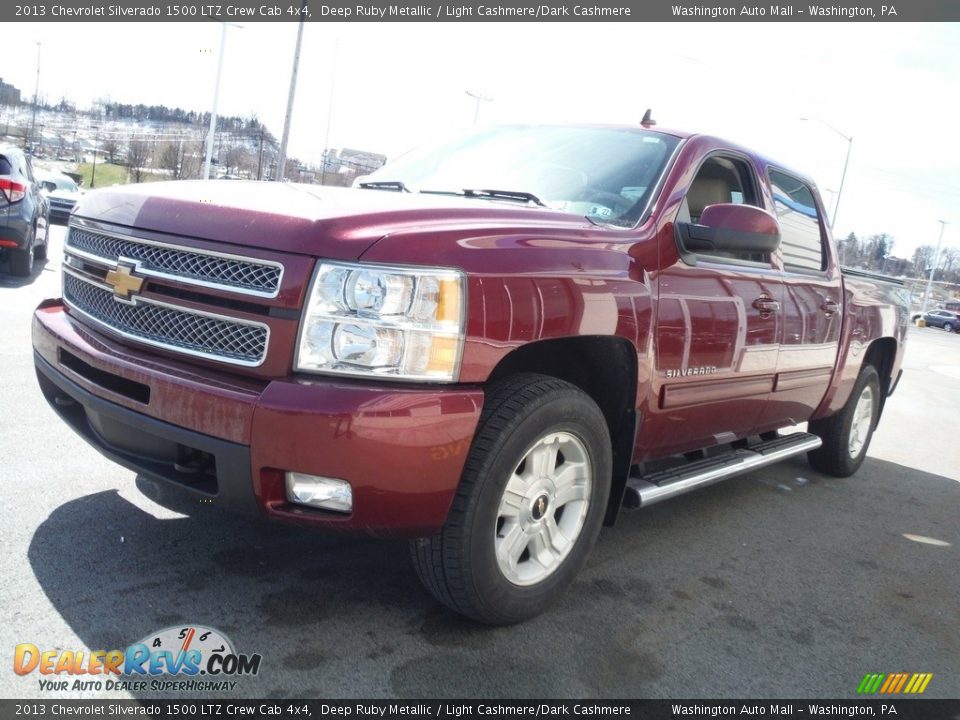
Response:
[36,170,83,225]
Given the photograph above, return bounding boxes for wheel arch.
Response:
[863,336,898,420]
[486,335,638,527]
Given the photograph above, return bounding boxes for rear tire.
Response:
[944,322,954,333]
[410,373,612,624]
[807,364,880,477]
[9,245,34,277]
[9,223,36,277]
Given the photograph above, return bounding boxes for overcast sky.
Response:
[4,21,959,258]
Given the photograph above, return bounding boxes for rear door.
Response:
[755,168,842,431]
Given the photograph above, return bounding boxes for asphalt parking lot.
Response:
[2,225,958,700]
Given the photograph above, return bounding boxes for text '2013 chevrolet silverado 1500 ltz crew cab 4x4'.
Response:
[33,123,908,624]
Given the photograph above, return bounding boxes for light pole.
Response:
[466,90,493,123]
[28,42,41,152]
[320,37,340,187]
[277,3,307,183]
[800,117,853,229]
[90,125,100,188]
[921,220,949,314]
[204,22,242,180]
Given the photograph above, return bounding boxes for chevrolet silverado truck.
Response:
[33,123,909,624]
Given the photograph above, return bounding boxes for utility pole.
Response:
[28,42,41,152]
[90,125,100,188]
[466,90,493,123]
[921,220,949,314]
[800,117,852,229]
[256,128,265,180]
[277,1,306,182]
[203,23,241,180]
[320,38,340,186]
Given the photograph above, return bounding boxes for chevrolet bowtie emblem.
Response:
[105,262,145,300]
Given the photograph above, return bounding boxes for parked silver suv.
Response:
[0,145,49,276]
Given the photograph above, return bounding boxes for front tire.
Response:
[807,364,880,477]
[411,374,612,624]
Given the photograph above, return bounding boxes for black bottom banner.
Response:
[1,700,958,720]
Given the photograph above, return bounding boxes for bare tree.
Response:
[179,140,204,180]
[837,232,859,266]
[940,246,960,275]
[101,136,120,164]
[912,245,935,277]
[862,233,893,271]
[158,140,186,179]
[127,137,151,183]
[283,156,302,182]
[224,145,250,176]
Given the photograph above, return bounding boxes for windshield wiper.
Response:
[463,188,546,206]
[358,180,411,192]
[419,188,546,207]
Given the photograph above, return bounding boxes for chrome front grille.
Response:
[63,272,269,366]
[66,224,282,297]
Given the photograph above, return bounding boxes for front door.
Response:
[648,153,783,458]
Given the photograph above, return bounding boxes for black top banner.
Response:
[5,0,960,22]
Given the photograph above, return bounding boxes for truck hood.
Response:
[72,180,594,260]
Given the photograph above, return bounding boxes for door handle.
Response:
[821,299,840,316]
[752,297,780,315]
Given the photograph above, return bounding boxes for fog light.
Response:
[285,472,353,513]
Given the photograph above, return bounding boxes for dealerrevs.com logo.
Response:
[14,625,262,693]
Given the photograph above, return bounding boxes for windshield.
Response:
[39,174,80,192]
[363,125,679,227]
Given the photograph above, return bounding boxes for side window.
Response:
[678,155,769,265]
[683,156,758,224]
[768,169,826,272]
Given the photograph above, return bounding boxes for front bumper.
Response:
[33,300,485,537]
[48,208,74,224]
[46,198,76,224]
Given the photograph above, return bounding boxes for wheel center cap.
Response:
[530,493,550,521]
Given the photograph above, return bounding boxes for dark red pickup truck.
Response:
[33,124,909,623]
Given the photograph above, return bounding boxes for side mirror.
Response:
[678,203,781,254]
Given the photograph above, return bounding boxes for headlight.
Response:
[295,261,465,382]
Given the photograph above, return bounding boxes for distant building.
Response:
[337,148,387,174]
[0,78,21,106]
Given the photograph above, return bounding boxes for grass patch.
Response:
[72,164,170,188]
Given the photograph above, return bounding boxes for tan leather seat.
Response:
[686,178,731,222]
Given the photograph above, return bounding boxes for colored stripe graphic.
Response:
[892,674,909,693]
[857,674,885,694]
[857,673,932,694]
[909,674,933,694]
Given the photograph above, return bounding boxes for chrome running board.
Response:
[624,432,822,508]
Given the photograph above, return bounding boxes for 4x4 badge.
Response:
[105,262,144,301]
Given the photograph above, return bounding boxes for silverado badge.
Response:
[664,366,719,378]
